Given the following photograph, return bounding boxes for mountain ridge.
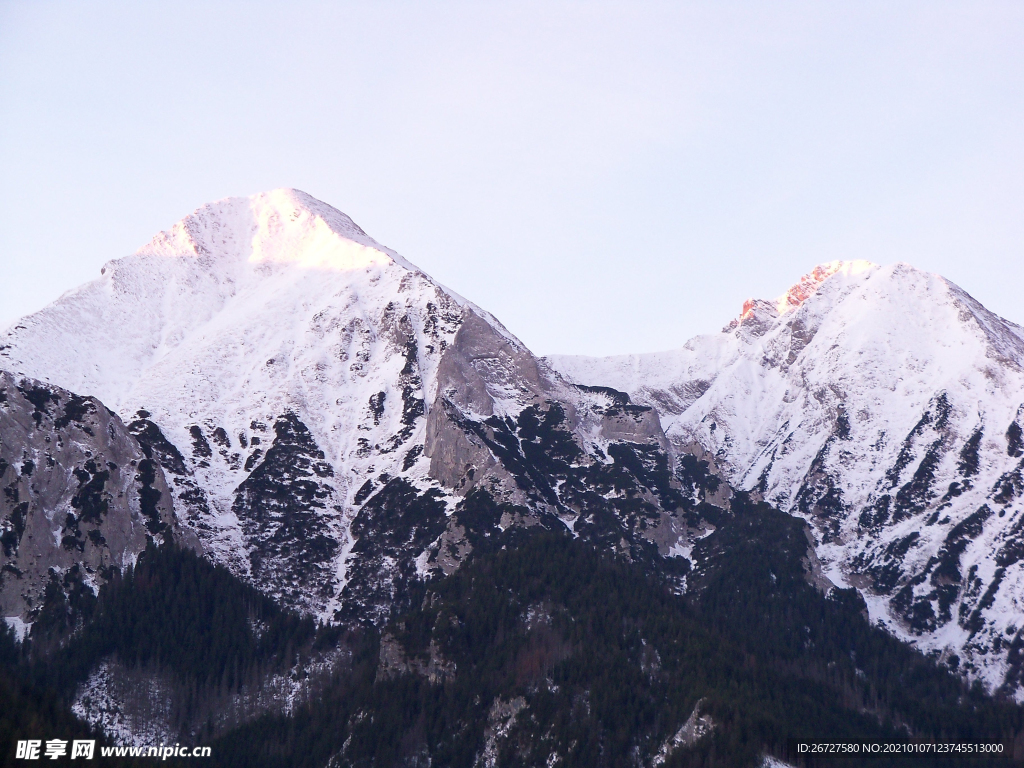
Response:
[548,259,1024,695]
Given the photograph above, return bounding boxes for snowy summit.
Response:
[549,260,1024,693]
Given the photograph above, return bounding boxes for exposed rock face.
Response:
[231,413,343,613]
[548,260,1024,695]
[654,698,715,766]
[0,371,179,629]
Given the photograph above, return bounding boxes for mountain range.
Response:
[2,189,1023,765]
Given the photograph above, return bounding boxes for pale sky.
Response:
[2,1,1022,356]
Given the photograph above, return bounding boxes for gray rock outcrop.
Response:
[0,371,182,632]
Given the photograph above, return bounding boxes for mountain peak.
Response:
[735,260,877,327]
[773,259,876,314]
[134,188,418,274]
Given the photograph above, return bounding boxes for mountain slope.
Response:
[0,371,183,632]
[549,260,1024,695]
[0,189,695,625]
[212,519,1024,768]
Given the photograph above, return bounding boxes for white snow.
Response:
[72,660,176,747]
[4,616,30,642]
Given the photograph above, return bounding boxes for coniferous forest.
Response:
[4,493,1024,767]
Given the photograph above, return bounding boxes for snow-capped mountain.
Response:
[548,260,1024,694]
[1,189,696,624]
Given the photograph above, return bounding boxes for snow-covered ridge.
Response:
[548,260,1024,696]
[135,188,416,274]
[763,259,875,319]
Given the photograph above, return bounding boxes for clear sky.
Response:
[1,1,1022,356]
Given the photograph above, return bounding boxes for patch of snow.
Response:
[4,616,30,642]
[72,660,175,747]
[476,696,527,768]
[413,548,432,578]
